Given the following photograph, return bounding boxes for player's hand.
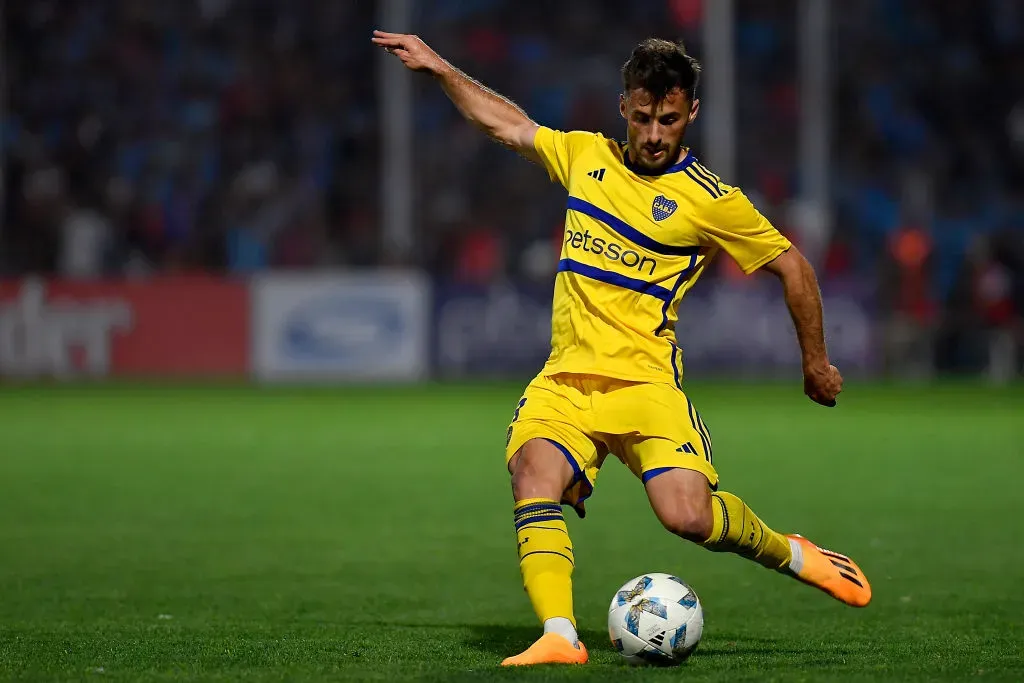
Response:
[803,363,843,407]
[372,31,445,74]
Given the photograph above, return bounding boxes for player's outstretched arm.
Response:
[761,247,843,407]
[372,30,540,163]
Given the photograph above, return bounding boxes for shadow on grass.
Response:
[464,626,856,663]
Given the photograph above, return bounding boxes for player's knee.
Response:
[659,501,714,543]
[510,455,560,501]
[510,442,573,501]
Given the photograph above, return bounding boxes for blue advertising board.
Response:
[433,278,876,378]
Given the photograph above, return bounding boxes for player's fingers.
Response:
[373,30,405,38]
[809,386,837,407]
[371,33,410,47]
[371,36,406,48]
[813,388,835,407]
[380,44,413,61]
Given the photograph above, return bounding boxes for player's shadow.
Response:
[465,627,855,663]
[464,624,606,658]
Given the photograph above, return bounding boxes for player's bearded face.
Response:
[620,88,698,172]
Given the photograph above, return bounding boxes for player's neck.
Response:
[623,145,692,175]
[625,148,688,165]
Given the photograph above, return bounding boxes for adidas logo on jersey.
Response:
[587,168,606,181]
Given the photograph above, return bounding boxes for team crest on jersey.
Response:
[652,195,678,221]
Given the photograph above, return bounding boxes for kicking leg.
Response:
[645,468,792,568]
[645,468,871,607]
[501,439,589,666]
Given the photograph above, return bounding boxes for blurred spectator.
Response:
[880,222,936,378]
[968,236,1018,382]
[59,189,113,279]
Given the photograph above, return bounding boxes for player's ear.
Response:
[619,93,627,120]
[689,98,700,125]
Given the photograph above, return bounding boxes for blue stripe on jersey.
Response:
[566,197,701,257]
[694,411,713,463]
[689,164,723,196]
[694,162,723,186]
[686,394,700,435]
[670,342,682,390]
[683,167,721,198]
[622,148,697,176]
[687,395,712,461]
[557,259,673,301]
[655,252,699,336]
[658,253,699,391]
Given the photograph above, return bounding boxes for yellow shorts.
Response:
[505,372,718,517]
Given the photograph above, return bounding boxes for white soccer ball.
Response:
[608,572,703,665]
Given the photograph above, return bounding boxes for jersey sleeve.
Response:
[533,126,600,188]
[694,188,792,274]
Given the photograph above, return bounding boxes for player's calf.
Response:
[645,469,793,571]
[507,439,584,653]
[700,491,793,570]
[654,497,714,542]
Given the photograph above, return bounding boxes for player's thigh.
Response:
[507,438,576,501]
[505,375,603,512]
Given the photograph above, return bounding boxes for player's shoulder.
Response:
[670,155,743,209]
[540,126,619,153]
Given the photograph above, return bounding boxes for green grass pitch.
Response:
[1,381,1022,682]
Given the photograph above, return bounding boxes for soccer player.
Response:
[372,32,872,666]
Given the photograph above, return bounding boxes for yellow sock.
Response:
[514,498,576,626]
[702,491,793,571]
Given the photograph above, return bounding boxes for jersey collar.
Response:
[621,144,696,176]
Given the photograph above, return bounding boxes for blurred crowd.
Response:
[2,0,379,276]
[2,0,1022,375]
[831,1,1024,376]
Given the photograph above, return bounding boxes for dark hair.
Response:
[621,38,701,102]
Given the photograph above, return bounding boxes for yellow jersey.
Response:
[533,126,792,387]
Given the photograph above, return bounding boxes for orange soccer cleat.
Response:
[500,633,589,667]
[786,534,872,607]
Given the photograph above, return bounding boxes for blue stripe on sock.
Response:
[514,514,564,530]
[515,511,565,523]
[514,503,562,517]
[515,512,565,527]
